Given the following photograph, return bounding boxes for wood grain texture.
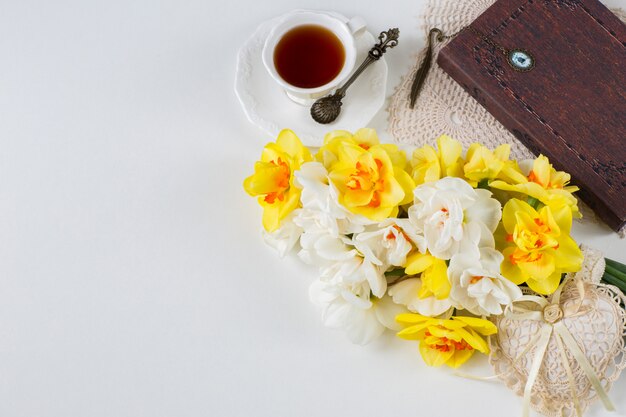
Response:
[437,0,626,231]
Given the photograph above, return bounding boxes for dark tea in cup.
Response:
[273,24,346,89]
[262,11,362,104]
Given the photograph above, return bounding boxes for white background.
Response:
[1,0,625,416]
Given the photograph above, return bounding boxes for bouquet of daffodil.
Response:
[243,128,625,369]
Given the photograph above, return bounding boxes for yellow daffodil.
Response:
[315,128,407,170]
[490,154,580,217]
[316,128,408,172]
[243,129,311,232]
[463,143,526,186]
[316,129,378,164]
[396,314,497,368]
[527,154,572,189]
[497,198,583,295]
[410,134,464,185]
[405,252,450,300]
[327,137,415,221]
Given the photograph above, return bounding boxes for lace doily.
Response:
[488,246,626,417]
[387,0,625,234]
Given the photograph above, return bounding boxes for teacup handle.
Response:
[346,16,367,36]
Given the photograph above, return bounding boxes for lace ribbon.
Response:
[504,277,615,417]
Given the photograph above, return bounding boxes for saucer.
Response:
[234,15,388,147]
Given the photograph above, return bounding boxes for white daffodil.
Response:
[262,210,303,257]
[319,254,387,298]
[448,247,523,315]
[353,219,425,269]
[294,162,374,237]
[309,279,407,345]
[388,277,452,317]
[298,229,387,297]
[298,231,357,266]
[408,177,501,260]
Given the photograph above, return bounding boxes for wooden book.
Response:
[437,0,626,232]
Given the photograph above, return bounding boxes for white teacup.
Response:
[262,10,366,105]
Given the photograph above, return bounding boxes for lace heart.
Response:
[489,247,626,417]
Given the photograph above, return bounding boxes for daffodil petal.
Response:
[405,253,434,275]
[553,236,583,271]
[420,342,454,367]
[518,252,556,281]
[397,325,429,340]
[353,128,379,147]
[453,316,497,336]
[395,313,432,325]
[502,199,536,233]
[394,167,416,205]
[448,348,475,368]
[548,202,572,235]
[454,326,489,353]
[527,269,562,295]
[500,247,527,285]
[275,129,311,162]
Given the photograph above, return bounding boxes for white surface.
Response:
[1,1,625,417]
[235,13,387,146]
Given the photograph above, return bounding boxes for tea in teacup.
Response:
[262,10,365,104]
[273,24,346,89]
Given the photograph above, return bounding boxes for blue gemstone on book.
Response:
[508,50,534,71]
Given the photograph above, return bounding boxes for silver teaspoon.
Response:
[310,28,400,124]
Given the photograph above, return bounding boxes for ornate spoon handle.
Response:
[310,28,400,125]
[335,28,400,97]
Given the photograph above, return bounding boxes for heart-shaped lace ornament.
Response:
[489,247,626,417]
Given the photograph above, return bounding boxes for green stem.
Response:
[606,258,626,274]
[601,272,626,294]
[385,268,406,278]
[605,264,626,283]
[477,179,490,189]
[526,197,540,209]
[600,258,626,294]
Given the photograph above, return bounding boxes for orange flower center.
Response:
[425,329,473,352]
[527,170,545,187]
[436,207,450,227]
[533,218,552,234]
[384,225,411,242]
[263,158,291,204]
[346,159,386,208]
[528,170,563,189]
[509,249,543,265]
[469,276,484,284]
[509,216,559,265]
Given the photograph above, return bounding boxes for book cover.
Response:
[437,0,626,232]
